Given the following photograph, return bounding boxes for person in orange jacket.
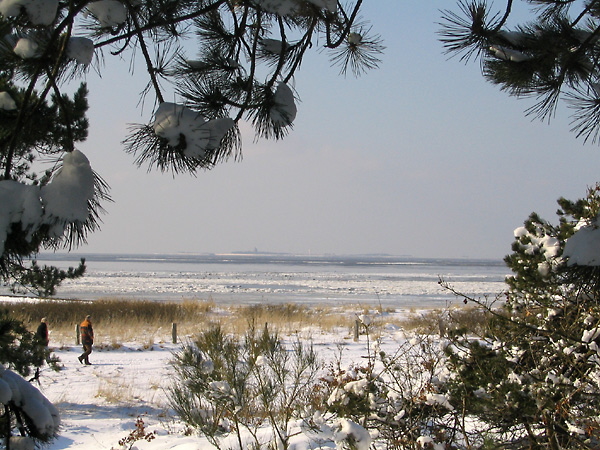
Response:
[78,315,94,365]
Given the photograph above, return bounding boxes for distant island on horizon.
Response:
[36,250,502,263]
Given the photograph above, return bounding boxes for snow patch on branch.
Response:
[0,181,43,253]
[490,45,532,62]
[41,150,95,230]
[0,366,60,438]
[86,0,127,27]
[0,0,58,25]
[255,0,298,15]
[67,37,95,65]
[0,150,95,254]
[306,0,336,12]
[270,82,297,126]
[152,102,234,158]
[13,38,38,59]
[332,418,371,450]
[564,219,600,266]
[0,91,17,110]
[256,0,336,14]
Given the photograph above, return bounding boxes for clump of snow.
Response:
[256,0,336,15]
[0,150,95,254]
[332,418,371,450]
[417,435,445,450]
[86,0,127,27]
[344,378,369,396]
[260,38,287,54]
[67,37,94,65]
[270,82,296,126]
[513,225,560,266]
[255,0,298,15]
[563,220,600,266]
[0,0,58,25]
[358,314,371,326]
[9,436,35,450]
[41,150,95,231]
[306,0,336,12]
[425,393,454,410]
[0,91,17,110]
[490,45,532,62]
[582,327,600,344]
[152,102,234,158]
[0,181,43,253]
[0,378,11,404]
[13,38,38,59]
[347,32,363,45]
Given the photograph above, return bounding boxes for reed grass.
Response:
[2,297,373,346]
[1,297,485,346]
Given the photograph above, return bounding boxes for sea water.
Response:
[10,253,510,309]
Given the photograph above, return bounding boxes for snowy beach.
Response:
[39,311,418,450]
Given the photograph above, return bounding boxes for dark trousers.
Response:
[79,344,93,364]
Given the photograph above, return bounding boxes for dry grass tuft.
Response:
[397,305,491,335]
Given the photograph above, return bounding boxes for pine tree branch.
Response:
[325,0,363,48]
[44,66,74,152]
[284,18,317,84]
[126,3,164,103]
[93,0,228,50]
[494,0,513,32]
[3,0,87,178]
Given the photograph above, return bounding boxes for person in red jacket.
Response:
[78,315,94,365]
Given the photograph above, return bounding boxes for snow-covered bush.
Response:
[311,325,458,450]
[0,366,60,441]
[168,324,321,450]
[440,184,600,449]
[0,310,61,445]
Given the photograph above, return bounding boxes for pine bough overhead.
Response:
[439,0,600,145]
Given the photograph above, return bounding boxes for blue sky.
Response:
[73,1,600,259]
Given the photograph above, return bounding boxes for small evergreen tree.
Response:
[441,184,600,449]
[0,309,59,378]
[169,324,321,450]
[439,3,600,445]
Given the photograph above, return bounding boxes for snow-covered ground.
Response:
[38,320,410,450]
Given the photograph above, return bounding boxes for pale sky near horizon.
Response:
[65,1,600,260]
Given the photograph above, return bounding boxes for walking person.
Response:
[78,315,94,365]
[36,318,49,347]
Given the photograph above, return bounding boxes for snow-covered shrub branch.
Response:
[0,310,62,447]
[309,317,463,450]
